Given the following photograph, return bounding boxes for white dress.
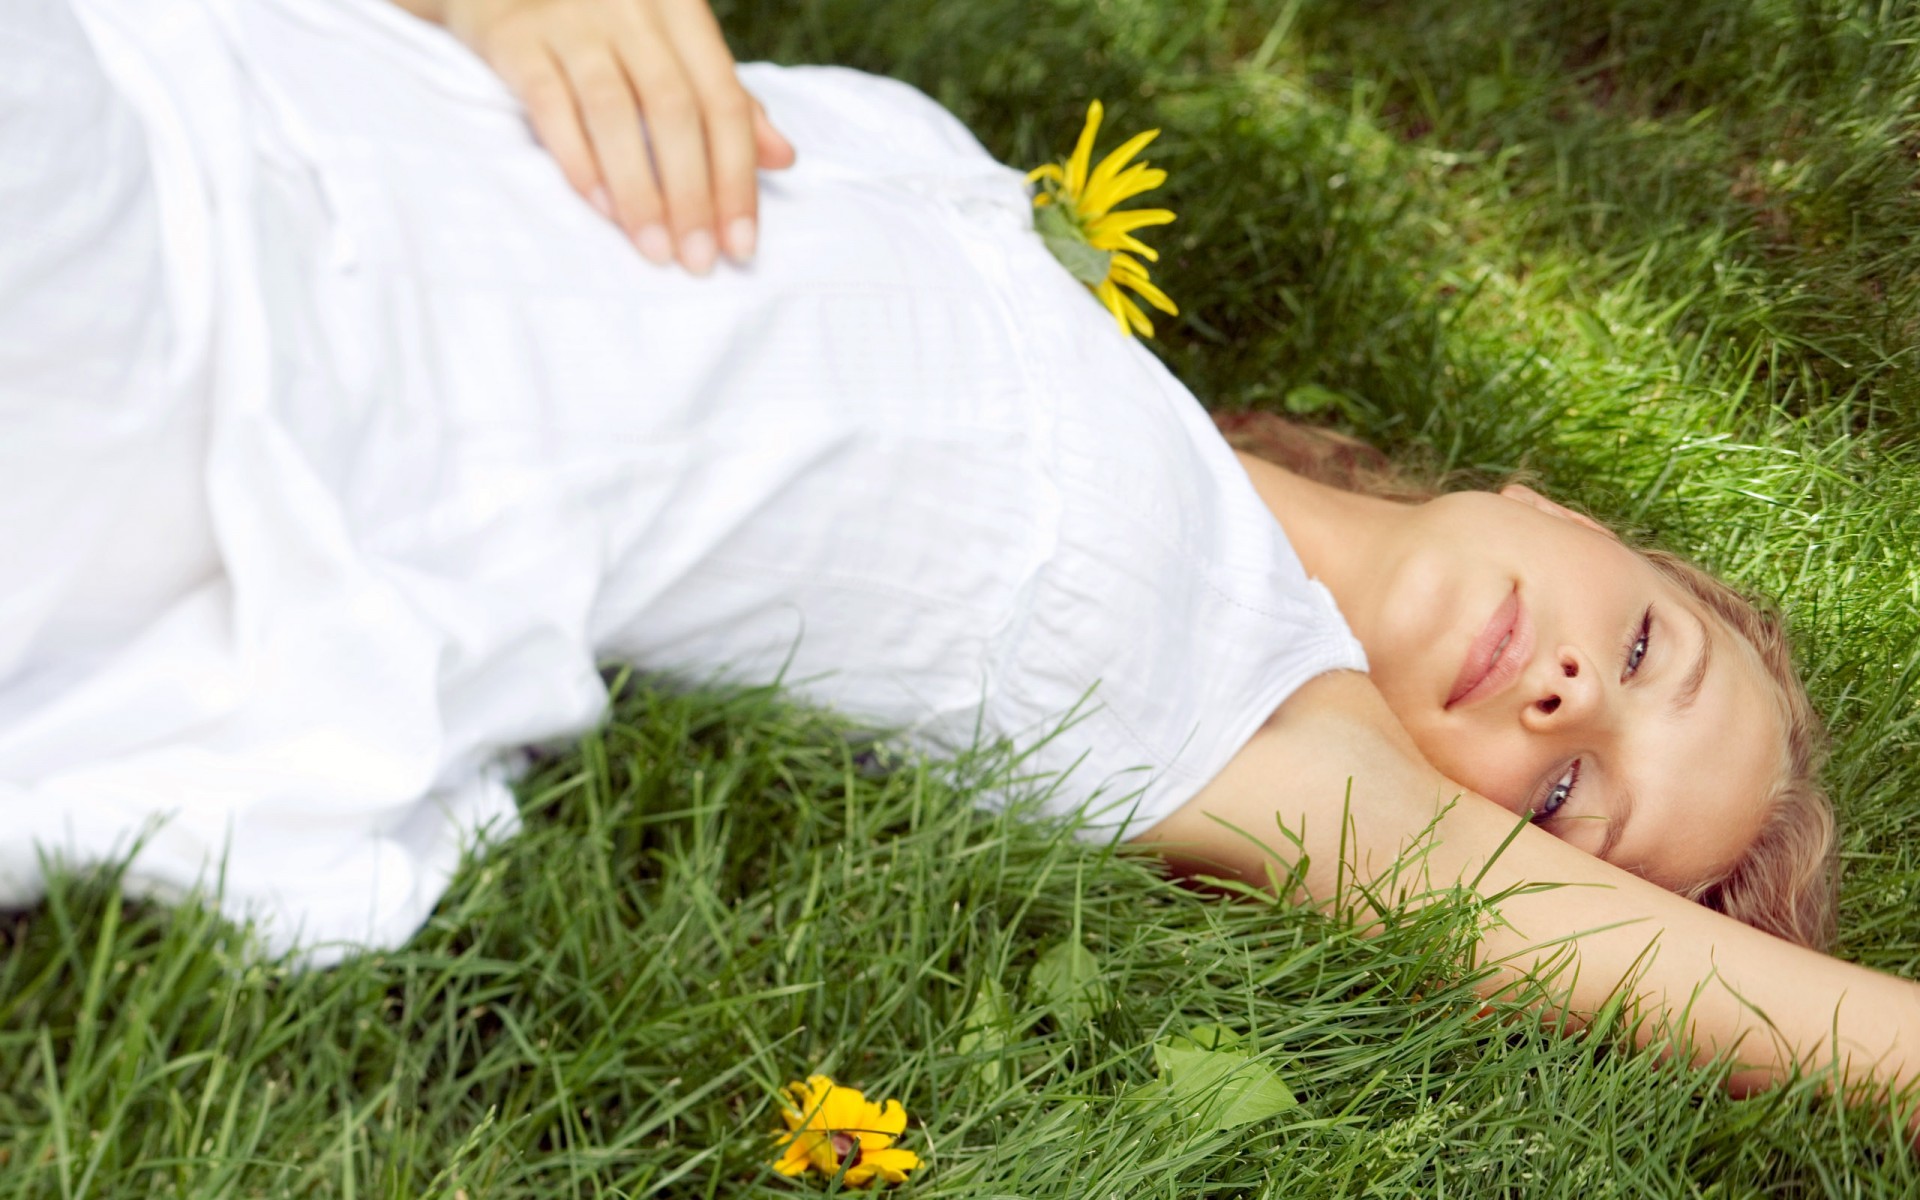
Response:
[0,0,1368,961]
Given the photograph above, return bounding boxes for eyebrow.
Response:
[1669,609,1714,717]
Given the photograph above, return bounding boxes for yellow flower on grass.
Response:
[771,1074,922,1188]
[1027,99,1179,338]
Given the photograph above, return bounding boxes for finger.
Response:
[492,43,607,211]
[709,90,761,264]
[652,0,761,262]
[556,41,674,265]
[613,9,717,273]
[751,96,797,171]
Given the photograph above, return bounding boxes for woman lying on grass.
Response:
[5,0,1914,1137]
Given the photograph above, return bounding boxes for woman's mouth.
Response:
[1445,587,1533,709]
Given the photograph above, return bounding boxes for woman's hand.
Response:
[395,0,796,273]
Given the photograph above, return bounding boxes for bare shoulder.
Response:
[1241,668,1418,752]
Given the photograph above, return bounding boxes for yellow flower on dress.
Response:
[1026,99,1179,338]
[771,1074,922,1188]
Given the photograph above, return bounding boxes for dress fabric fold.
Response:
[0,0,1367,962]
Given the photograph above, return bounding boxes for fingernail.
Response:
[635,224,673,266]
[680,228,717,276]
[723,216,757,263]
[589,186,613,220]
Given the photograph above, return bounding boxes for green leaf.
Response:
[1150,1029,1295,1132]
[1029,940,1109,1024]
[1036,203,1114,287]
[1175,1023,1242,1051]
[956,979,1014,1088]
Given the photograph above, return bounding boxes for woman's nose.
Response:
[1519,647,1602,731]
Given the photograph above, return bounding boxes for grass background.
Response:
[5,0,1920,1193]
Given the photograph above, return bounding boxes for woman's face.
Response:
[1356,485,1782,892]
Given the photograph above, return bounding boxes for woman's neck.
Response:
[1231,451,1412,646]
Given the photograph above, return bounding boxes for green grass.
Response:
[7,0,1920,1193]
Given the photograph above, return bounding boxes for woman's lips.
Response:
[1445,588,1532,709]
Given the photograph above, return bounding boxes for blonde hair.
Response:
[1215,410,1839,950]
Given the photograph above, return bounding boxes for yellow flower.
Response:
[1027,99,1180,338]
[771,1074,923,1188]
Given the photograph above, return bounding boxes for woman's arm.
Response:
[1140,670,1920,1107]
[390,0,795,272]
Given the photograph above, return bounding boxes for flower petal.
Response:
[1088,228,1160,260]
[782,1077,828,1129]
[1118,271,1179,316]
[798,1075,836,1104]
[862,1147,924,1183]
[1117,290,1154,337]
[1079,164,1167,221]
[870,1097,908,1138]
[820,1083,868,1131]
[807,1137,841,1176]
[1095,279,1131,335]
[1080,129,1160,214]
[1089,208,1177,236]
[853,1128,902,1155]
[1025,163,1065,185]
[773,1137,815,1176]
[1065,100,1104,199]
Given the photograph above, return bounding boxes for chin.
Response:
[1379,699,1452,766]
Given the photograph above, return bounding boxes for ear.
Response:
[1498,483,1619,540]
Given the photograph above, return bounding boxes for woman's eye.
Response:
[1624,607,1653,677]
[1532,760,1579,824]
